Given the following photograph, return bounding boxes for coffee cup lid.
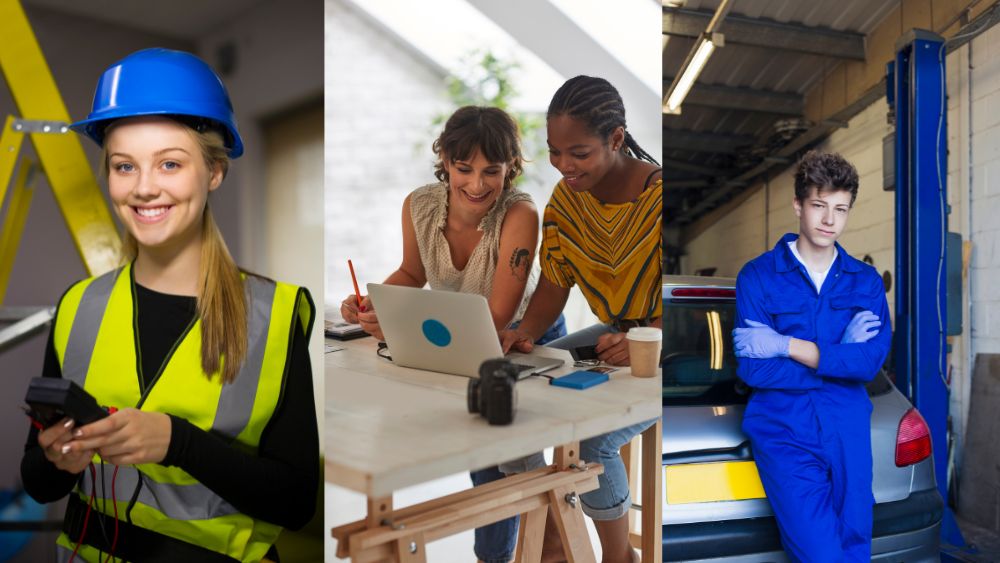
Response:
[626,327,661,342]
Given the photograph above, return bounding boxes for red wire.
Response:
[104,465,120,563]
[27,415,43,431]
[68,463,97,563]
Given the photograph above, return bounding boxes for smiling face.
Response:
[105,116,222,256]
[546,114,623,193]
[793,186,853,250]
[443,150,509,215]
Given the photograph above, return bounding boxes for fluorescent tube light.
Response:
[665,35,715,113]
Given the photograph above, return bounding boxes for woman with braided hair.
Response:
[501,75,661,563]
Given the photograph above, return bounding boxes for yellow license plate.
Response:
[665,461,766,504]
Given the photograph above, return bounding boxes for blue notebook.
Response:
[550,371,609,390]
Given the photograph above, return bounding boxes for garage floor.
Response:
[943,517,1000,562]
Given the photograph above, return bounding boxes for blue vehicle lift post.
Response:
[888,29,966,551]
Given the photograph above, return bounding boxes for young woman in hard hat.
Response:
[19,48,318,563]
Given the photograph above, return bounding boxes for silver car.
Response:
[662,275,942,562]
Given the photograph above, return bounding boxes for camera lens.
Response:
[467,378,480,414]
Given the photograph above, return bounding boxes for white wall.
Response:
[681,25,1000,474]
[195,0,324,273]
[967,27,1000,356]
[262,103,326,439]
[324,0,450,312]
[683,189,766,279]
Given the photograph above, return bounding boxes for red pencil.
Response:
[348,260,363,310]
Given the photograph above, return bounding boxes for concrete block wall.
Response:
[681,24,1000,474]
[969,24,1000,356]
[683,189,766,278]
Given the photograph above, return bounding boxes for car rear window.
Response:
[663,298,748,406]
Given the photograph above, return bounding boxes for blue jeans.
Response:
[579,418,656,520]
[470,314,566,563]
[484,419,656,522]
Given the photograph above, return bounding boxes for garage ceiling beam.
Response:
[663,8,866,60]
[663,129,754,154]
[670,179,711,189]
[663,78,804,116]
[663,157,727,177]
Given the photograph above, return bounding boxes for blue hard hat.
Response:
[71,48,244,158]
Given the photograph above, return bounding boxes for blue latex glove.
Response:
[733,319,791,359]
[840,310,881,344]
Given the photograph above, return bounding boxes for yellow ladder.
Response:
[0,0,120,348]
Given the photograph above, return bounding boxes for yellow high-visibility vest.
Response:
[50,263,314,562]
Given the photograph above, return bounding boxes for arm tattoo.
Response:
[509,247,531,282]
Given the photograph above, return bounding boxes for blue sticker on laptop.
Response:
[422,319,452,347]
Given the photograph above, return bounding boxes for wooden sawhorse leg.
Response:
[622,420,664,563]
[639,420,662,562]
[513,442,596,563]
[332,457,602,563]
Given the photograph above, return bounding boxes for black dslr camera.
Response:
[467,359,518,425]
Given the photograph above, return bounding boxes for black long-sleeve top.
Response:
[20,282,319,530]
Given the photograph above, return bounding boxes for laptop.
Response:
[367,283,564,378]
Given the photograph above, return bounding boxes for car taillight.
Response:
[895,408,932,467]
[671,288,736,298]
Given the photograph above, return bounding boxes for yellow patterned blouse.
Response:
[540,178,663,324]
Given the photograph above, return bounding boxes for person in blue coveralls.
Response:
[732,151,892,562]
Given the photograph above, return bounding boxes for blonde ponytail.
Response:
[197,207,247,383]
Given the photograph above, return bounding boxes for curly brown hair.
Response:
[432,106,523,189]
[794,150,859,205]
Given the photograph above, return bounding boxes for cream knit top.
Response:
[410,182,537,323]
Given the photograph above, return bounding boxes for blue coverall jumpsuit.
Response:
[735,233,892,562]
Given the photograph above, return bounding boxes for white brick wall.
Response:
[682,24,1000,466]
[969,25,1000,360]
[325,0,450,308]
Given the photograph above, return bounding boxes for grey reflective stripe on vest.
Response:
[210,276,277,439]
[55,544,103,563]
[55,543,75,562]
[63,268,121,387]
[79,465,239,521]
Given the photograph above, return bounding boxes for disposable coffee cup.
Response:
[627,327,662,378]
